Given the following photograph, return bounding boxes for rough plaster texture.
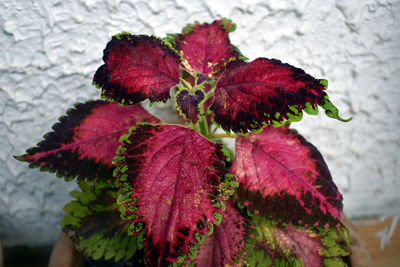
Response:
[0,0,399,246]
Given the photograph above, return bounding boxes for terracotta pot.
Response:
[50,217,372,267]
[341,215,372,267]
[48,233,83,267]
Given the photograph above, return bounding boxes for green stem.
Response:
[205,88,215,101]
[199,117,209,137]
[212,133,236,139]
[198,100,210,138]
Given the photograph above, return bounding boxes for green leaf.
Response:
[61,181,141,262]
[304,102,319,115]
[244,215,350,267]
[321,96,352,122]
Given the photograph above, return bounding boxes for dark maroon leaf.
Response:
[115,124,237,266]
[211,58,328,133]
[181,68,196,87]
[231,126,342,227]
[185,200,249,267]
[197,73,213,88]
[175,19,243,77]
[93,34,181,105]
[175,89,205,124]
[16,100,161,181]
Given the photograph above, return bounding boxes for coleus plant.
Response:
[16,19,352,267]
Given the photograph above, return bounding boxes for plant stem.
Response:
[199,116,209,137]
[197,95,211,138]
[212,133,236,139]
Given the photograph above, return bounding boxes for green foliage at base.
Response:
[78,230,138,261]
[243,215,350,267]
[61,181,142,262]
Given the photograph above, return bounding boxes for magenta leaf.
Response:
[114,124,237,266]
[93,34,181,105]
[244,216,350,266]
[211,58,340,133]
[231,126,343,227]
[174,19,244,77]
[15,100,161,181]
[185,200,249,267]
[175,89,205,124]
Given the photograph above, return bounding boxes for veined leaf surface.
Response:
[93,34,181,105]
[16,101,160,181]
[244,216,350,267]
[231,126,342,227]
[184,200,248,267]
[115,124,237,266]
[175,19,242,77]
[211,58,328,133]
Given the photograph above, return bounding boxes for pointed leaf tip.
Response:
[211,58,329,133]
[14,155,26,162]
[321,97,352,122]
[18,100,160,182]
[219,18,237,32]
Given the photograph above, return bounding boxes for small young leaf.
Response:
[115,124,237,266]
[184,200,249,267]
[93,34,181,105]
[231,126,343,227]
[211,58,335,133]
[175,89,205,124]
[16,100,160,182]
[174,19,244,77]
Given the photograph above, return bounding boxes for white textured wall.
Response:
[1,0,399,246]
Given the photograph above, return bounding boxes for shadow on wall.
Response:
[1,214,5,267]
[0,214,51,267]
[2,246,52,267]
[1,240,3,267]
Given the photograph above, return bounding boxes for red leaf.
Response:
[273,225,323,266]
[16,101,160,181]
[93,34,181,105]
[254,222,323,266]
[186,200,248,267]
[211,58,327,133]
[231,126,342,227]
[175,19,242,77]
[115,124,237,266]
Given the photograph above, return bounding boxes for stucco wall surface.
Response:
[0,0,399,246]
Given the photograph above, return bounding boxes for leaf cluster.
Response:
[16,18,351,267]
